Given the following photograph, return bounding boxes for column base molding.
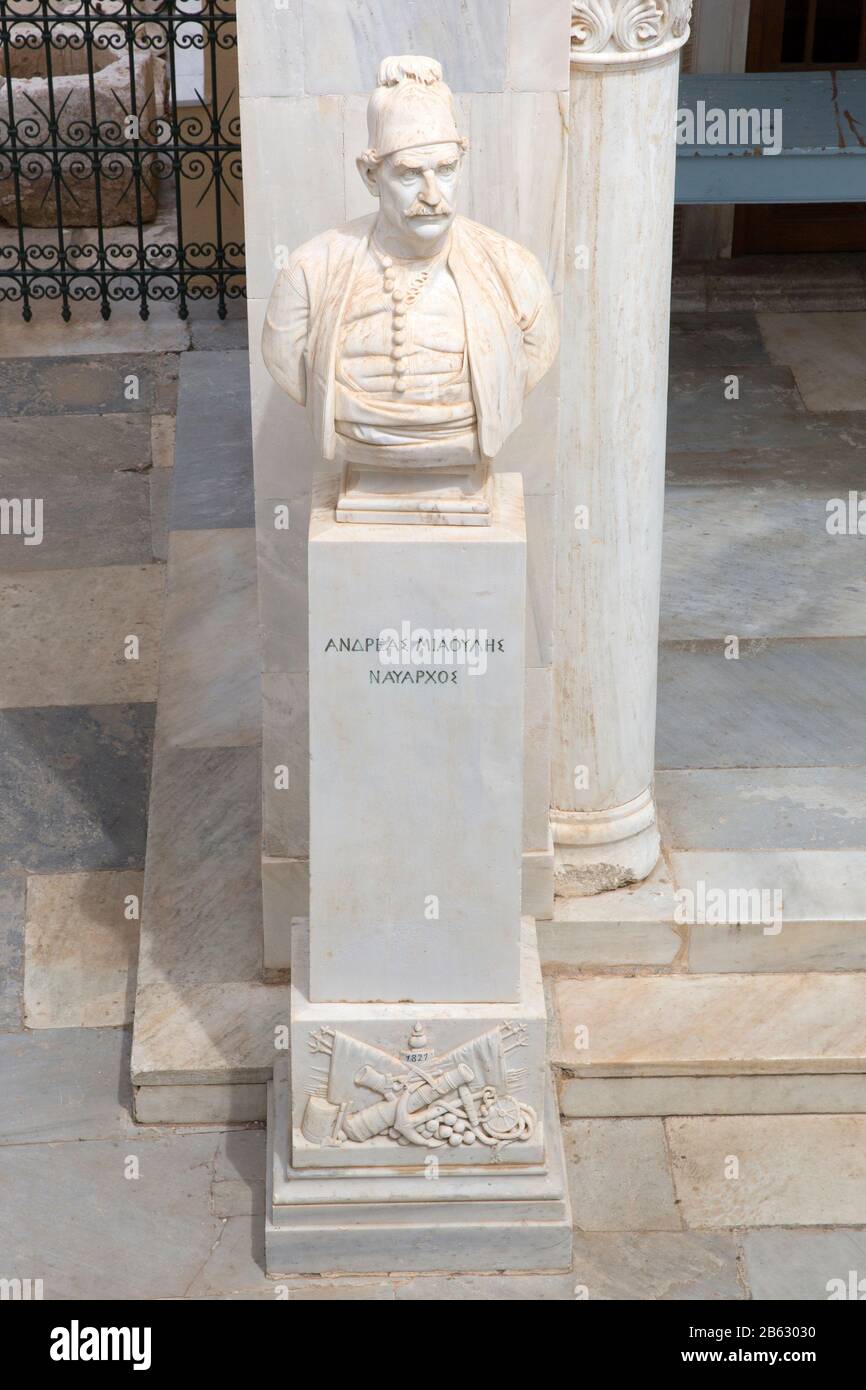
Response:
[551,788,660,897]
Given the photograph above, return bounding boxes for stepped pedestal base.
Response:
[266,1056,572,1276]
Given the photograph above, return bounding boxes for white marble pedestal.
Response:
[266,922,571,1274]
[265,473,571,1275]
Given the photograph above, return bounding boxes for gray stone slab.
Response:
[0,300,191,356]
[667,364,866,459]
[563,1119,680,1232]
[140,744,262,987]
[702,253,866,314]
[0,353,179,416]
[186,1214,399,1299]
[0,1026,136,1142]
[0,703,155,872]
[657,769,866,852]
[188,309,249,353]
[741,1229,866,1301]
[657,639,866,770]
[0,871,24,1031]
[662,486,866,640]
[571,1232,744,1301]
[0,566,163,707]
[394,1272,577,1300]
[0,415,153,572]
[149,466,172,563]
[669,313,770,372]
[0,1130,225,1299]
[666,442,866,490]
[171,351,254,531]
[759,311,866,412]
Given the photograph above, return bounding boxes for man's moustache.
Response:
[407,202,453,218]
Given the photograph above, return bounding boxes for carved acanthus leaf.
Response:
[571,0,692,59]
[570,0,614,55]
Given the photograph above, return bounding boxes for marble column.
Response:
[550,1,691,895]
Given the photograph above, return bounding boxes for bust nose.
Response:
[419,170,441,205]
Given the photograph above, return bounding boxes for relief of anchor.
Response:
[301,1021,536,1154]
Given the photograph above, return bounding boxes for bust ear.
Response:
[356,155,380,197]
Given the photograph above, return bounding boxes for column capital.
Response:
[570,0,692,68]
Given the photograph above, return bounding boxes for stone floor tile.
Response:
[0,300,190,356]
[661,486,866,640]
[188,310,249,353]
[158,530,259,749]
[0,415,152,572]
[171,352,254,531]
[0,1131,224,1299]
[666,441,866,490]
[667,1115,866,1227]
[759,311,866,411]
[0,702,155,872]
[554,972,866,1075]
[0,1026,137,1143]
[657,639,866,770]
[0,871,25,1031]
[0,567,163,708]
[657,768,866,853]
[150,467,172,563]
[668,313,770,371]
[138,745,262,988]
[668,365,812,454]
[741,1228,866,1300]
[24,870,142,1028]
[186,1216,396,1299]
[150,414,176,469]
[571,1232,744,1300]
[563,1119,681,1232]
[393,1272,577,1300]
[0,354,178,416]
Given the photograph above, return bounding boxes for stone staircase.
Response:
[131,346,866,1124]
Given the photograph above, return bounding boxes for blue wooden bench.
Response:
[676,71,866,204]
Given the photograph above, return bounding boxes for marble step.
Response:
[130,352,289,1124]
[552,971,866,1117]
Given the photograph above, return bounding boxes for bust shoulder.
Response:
[287,215,375,295]
[452,215,552,323]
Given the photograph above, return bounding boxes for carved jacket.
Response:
[262,212,559,462]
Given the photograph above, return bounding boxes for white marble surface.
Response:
[308,474,526,1004]
[551,34,682,891]
[236,0,304,100]
[554,972,866,1075]
[291,920,548,1170]
[268,1054,572,1275]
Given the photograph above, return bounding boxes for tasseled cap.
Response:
[363,55,467,162]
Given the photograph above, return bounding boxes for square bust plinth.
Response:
[308,472,527,1005]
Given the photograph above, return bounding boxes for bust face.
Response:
[362,141,463,259]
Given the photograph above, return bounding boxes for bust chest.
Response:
[338,252,467,395]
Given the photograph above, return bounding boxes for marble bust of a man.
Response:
[263,54,559,525]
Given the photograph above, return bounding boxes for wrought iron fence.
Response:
[0,0,244,320]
